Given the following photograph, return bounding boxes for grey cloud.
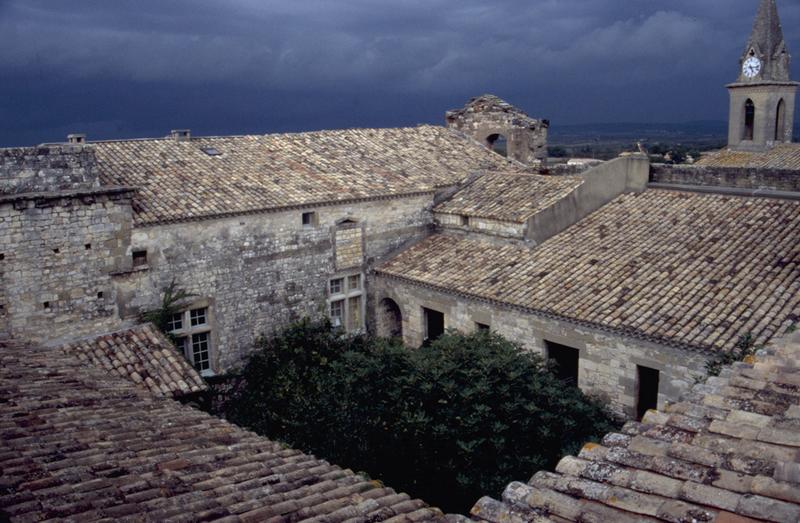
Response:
[0,0,798,145]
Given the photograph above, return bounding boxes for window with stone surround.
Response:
[302,211,318,229]
[169,305,215,376]
[636,365,660,421]
[546,341,579,386]
[334,219,363,270]
[328,273,364,332]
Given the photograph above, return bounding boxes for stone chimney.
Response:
[171,129,192,142]
[67,134,87,145]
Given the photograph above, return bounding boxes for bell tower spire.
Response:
[727,0,798,150]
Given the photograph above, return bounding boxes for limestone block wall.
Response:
[0,189,134,344]
[434,212,525,239]
[371,276,710,418]
[116,194,435,372]
[0,145,100,195]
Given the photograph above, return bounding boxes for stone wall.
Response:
[370,275,710,418]
[0,145,101,195]
[0,189,134,344]
[650,163,800,192]
[434,212,526,240]
[115,194,435,372]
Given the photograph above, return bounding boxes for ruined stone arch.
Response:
[485,133,508,157]
[377,297,403,339]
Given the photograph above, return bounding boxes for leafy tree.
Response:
[224,319,619,513]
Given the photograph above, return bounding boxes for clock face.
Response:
[743,56,762,78]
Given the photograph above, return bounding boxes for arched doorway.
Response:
[486,134,508,157]
[744,99,755,141]
[377,298,403,339]
[775,99,786,142]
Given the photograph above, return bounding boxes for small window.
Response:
[423,308,445,346]
[0,253,4,261]
[97,292,104,300]
[191,333,211,372]
[547,341,580,386]
[302,212,318,229]
[330,278,344,295]
[167,313,184,332]
[201,147,222,157]
[52,248,60,254]
[476,322,490,332]
[461,215,470,227]
[176,336,188,354]
[85,244,92,250]
[190,308,207,327]
[132,250,148,267]
[43,301,51,311]
[348,274,361,290]
[330,300,345,327]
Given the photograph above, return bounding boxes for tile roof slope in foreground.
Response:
[93,126,516,226]
[0,339,445,523]
[433,172,583,224]
[377,189,800,353]
[61,323,207,399]
[695,143,800,170]
[470,331,800,523]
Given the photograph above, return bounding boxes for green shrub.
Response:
[224,319,618,513]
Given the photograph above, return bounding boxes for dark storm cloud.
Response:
[1,0,798,145]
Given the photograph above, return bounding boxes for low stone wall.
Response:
[651,163,800,192]
[370,275,709,418]
[0,145,100,195]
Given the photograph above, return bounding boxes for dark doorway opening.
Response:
[744,99,755,141]
[423,308,445,346]
[546,341,580,386]
[486,134,508,157]
[636,365,660,420]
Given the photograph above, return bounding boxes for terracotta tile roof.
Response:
[92,126,515,226]
[377,190,800,353]
[470,332,800,523]
[433,172,583,223]
[61,324,207,399]
[696,144,800,170]
[0,338,444,523]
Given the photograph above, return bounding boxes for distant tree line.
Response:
[222,319,619,513]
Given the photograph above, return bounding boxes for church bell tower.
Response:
[727,0,798,150]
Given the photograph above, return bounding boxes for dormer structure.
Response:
[727,0,798,150]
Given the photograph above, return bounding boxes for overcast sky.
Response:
[1,0,798,146]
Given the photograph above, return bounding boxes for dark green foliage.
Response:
[139,279,195,342]
[705,333,757,377]
[224,319,618,513]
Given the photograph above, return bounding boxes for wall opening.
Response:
[775,99,786,142]
[546,341,579,386]
[302,211,319,229]
[636,365,660,421]
[744,99,755,141]
[475,322,490,332]
[423,307,445,346]
[132,250,148,267]
[486,134,508,157]
[377,298,403,339]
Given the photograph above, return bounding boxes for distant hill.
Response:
[550,120,800,145]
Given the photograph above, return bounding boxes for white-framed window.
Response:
[169,305,215,376]
[328,273,364,332]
